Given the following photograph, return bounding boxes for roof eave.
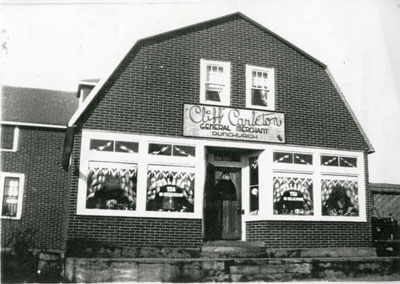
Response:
[325,68,375,154]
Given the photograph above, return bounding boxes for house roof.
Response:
[1,85,78,128]
[370,183,400,194]
[66,12,373,153]
[68,12,327,128]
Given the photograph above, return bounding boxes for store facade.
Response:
[64,13,374,249]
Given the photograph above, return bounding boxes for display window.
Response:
[146,165,195,212]
[79,131,365,222]
[321,178,359,216]
[246,147,365,222]
[78,130,200,218]
[273,176,313,216]
[86,162,137,210]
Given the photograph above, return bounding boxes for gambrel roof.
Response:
[67,12,373,153]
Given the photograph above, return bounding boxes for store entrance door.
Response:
[204,164,242,240]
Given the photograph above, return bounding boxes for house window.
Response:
[1,173,24,219]
[200,59,230,106]
[1,125,19,152]
[86,162,137,210]
[249,156,259,215]
[246,65,275,110]
[146,165,195,212]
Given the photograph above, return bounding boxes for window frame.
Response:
[78,130,203,218]
[1,126,19,152]
[0,172,25,220]
[200,59,231,106]
[244,146,366,222]
[246,65,275,110]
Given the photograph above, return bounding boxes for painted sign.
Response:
[183,104,285,143]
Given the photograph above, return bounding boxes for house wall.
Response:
[67,16,371,249]
[1,127,68,251]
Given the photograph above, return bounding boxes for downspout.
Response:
[62,125,76,171]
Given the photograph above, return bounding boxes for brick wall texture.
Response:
[67,15,372,249]
[1,127,68,250]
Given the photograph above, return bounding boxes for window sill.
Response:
[76,208,202,219]
[201,100,230,107]
[245,104,275,111]
[244,214,367,222]
[1,216,21,220]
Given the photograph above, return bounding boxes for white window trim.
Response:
[200,59,231,106]
[78,130,204,219]
[244,145,366,222]
[79,129,366,222]
[1,126,19,152]
[0,172,25,220]
[246,65,275,110]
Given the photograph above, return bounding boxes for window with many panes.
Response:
[1,173,24,219]
[200,59,230,106]
[1,125,19,152]
[246,65,275,110]
[78,131,199,218]
[251,148,366,222]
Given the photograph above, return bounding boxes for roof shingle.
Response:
[1,85,78,126]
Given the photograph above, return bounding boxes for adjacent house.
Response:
[1,86,78,251]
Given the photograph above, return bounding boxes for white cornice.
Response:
[1,121,67,129]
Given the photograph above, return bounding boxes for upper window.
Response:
[148,143,195,157]
[274,152,312,165]
[1,125,19,152]
[321,155,357,168]
[200,59,230,106]
[246,65,275,110]
[90,139,138,153]
[1,172,25,219]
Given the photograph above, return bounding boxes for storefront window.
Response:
[146,165,195,212]
[249,156,259,215]
[90,139,139,153]
[321,179,359,216]
[86,162,137,210]
[90,139,114,151]
[115,141,139,153]
[273,152,312,165]
[149,143,195,157]
[321,155,357,168]
[273,176,313,215]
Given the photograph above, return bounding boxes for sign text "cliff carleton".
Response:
[183,104,285,143]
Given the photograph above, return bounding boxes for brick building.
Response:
[18,12,372,251]
[1,86,78,251]
[63,13,375,250]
